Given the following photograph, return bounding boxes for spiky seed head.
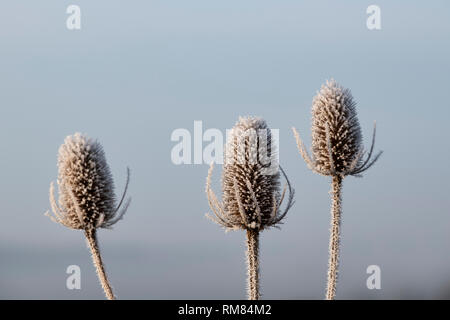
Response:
[222,117,279,230]
[206,116,294,232]
[311,80,364,176]
[293,79,382,177]
[47,133,130,230]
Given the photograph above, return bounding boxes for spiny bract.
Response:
[293,79,382,177]
[47,133,130,230]
[206,116,294,231]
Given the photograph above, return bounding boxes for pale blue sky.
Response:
[0,1,449,299]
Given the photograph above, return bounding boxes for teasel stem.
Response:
[84,228,115,300]
[326,175,343,300]
[246,229,260,300]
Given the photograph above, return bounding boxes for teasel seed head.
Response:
[293,79,382,177]
[47,133,131,231]
[206,116,294,231]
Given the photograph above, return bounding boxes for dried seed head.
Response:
[206,116,294,231]
[311,80,362,175]
[47,133,130,230]
[293,79,382,177]
[222,117,279,230]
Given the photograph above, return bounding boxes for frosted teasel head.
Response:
[293,80,382,177]
[46,133,131,230]
[206,116,294,231]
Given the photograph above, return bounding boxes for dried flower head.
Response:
[206,116,295,300]
[206,116,294,231]
[292,79,382,300]
[47,133,130,230]
[293,79,382,177]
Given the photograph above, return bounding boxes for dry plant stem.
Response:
[84,229,115,300]
[326,175,343,300]
[246,229,260,300]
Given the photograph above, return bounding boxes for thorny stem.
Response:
[84,229,116,300]
[246,229,260,300]
[326,175,343,300]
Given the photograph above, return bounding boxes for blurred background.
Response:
[0,0,449,299]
